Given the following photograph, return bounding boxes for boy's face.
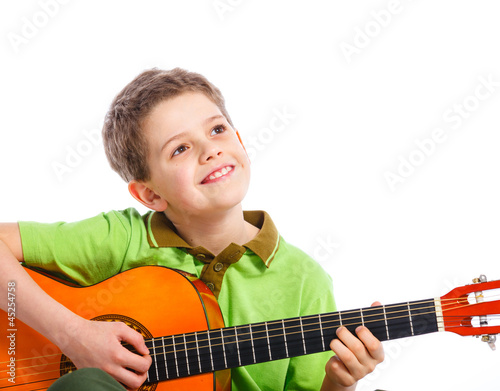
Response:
[139,92,251,219]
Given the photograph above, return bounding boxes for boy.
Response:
[0,68,384,390]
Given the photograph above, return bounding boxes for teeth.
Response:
[207,166,232,182]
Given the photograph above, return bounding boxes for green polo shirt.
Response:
[19,208,336,390]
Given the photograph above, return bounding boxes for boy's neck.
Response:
[165,206,260,255]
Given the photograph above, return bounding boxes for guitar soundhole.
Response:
[60,314,157,391]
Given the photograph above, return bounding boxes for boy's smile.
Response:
[136,92,251,220]
[201,165,234,184]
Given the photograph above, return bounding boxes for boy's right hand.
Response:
[0,228,151,391]
[58,317,152,390]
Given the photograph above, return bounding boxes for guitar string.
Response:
[2,310,499,385]
[0,295,497,378]
[146,300,499,360]
[1,296,498,382]
[1,293,480,369]
[3,308,499,386]
[0,296,496,377]
[0,297,447,368]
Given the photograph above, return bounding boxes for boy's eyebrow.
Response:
[160,114,226,153]
[203,114,225,125]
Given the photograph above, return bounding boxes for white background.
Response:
[1,1,499,390]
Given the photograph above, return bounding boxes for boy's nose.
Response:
[201,148,223,162]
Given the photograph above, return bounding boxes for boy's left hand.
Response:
[322,302,385,391]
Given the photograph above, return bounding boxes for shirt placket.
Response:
[189,243,245,299]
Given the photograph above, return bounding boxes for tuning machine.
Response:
[472,275,497,350]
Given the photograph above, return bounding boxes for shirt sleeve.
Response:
[18,208,146,286]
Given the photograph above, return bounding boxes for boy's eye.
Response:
[172,145,189,156]
[211,125,226,135]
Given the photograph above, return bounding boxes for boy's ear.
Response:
[128,180,168,212]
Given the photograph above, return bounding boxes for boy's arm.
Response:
[321,303,385,391]
[0,223,152,390]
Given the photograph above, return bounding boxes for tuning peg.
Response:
[473,275,487,283]
[481,334,496,351]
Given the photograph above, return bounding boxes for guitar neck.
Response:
[145,298,441,383]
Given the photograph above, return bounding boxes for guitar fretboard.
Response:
[145,299,439,382]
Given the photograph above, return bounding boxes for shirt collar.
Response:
[144,210,280,267]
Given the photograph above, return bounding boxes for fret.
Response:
[248,322,272,363]
[184,332,200,376]
[362,306,390,342]
[183,334,190,375]
[195,330,213,373]
[195,332,202,373]
[221,328,228,369]
[162,335,177,380]
[161,336,168,381]
[151,338,159,380]
[145,339,154,382]
[207,330,214,372]
[234,326,241,367]
[408,299,439,336]
[344,309,363,335]
[318,315,325,351]
[220,327,239,370]
[407,302,415,336]
[386,302,412,339]
[282,320,290,357]
[301,314,326,355]
[299,317,307,354]
[249,323,256,364]
[207,329,226,372]
[382,305,390,340]
[264,322,272,360]
[320,312,339,345]
[235,325,255,366]
[172,334,189,378]
[267,320,287,361]
[283,318,304,358]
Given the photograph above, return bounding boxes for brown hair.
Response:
[102,68,233,182]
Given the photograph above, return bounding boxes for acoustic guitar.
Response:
[1,266,499,390]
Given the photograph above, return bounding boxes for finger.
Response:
[332,327,378,379]
[330,328,365,367]
[116,323,150,356]
[355,326,385,362]
[335,326,367,359]
[371,301,382,307]
[324,355,357,388]
[111,366,148,391]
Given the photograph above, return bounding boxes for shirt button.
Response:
[213,262,224,272]
[206,282,215,291]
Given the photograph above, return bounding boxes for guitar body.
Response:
[1,266,231,391]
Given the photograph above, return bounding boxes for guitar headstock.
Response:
[439,275,500,350]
